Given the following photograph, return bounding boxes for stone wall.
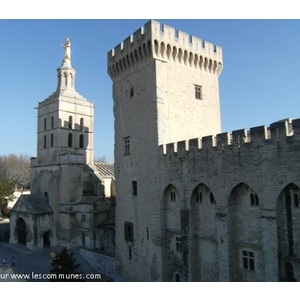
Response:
[159,118,300,281]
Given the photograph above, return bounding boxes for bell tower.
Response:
[36,38,94,166]
[29,38,95,247]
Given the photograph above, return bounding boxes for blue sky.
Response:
[1,18,300,163]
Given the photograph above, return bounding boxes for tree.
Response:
[49,247,84,281]
[0,154,30,190]
[94,156,107,163]
[0,182,13,206]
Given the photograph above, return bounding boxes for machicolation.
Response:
[108,20,223,79]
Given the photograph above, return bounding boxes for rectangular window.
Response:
[195,85,202,100]
[250,193,259,206]
[124,138,130,155]
[124,222,134,242]
[80,118,84,131]
[68,116,73,129]
[43,135,47,149]
[68,133,73,148]
[197,192,202,203]
[132,181,138,196]
[79,134,84,148]
[170,191,176,202]
[176,237,182,253]
[243,250,255,270]
[129,246,132,259]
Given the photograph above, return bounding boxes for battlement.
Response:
[161,118,299,156]
[107,20,223,79]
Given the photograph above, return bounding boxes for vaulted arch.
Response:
[161,184,183,281]
[277,183,300,281]
[162,184,181,231]
[228,182,263,281]
[190,183,218,281]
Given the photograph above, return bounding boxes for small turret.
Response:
[56,38,75,92]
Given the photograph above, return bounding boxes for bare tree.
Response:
[0,154,30,190]
[94,156,107,163]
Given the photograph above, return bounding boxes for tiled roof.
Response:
[11,194,53,215]
[94,162,115,178]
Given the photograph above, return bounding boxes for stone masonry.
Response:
[108,20,300,282]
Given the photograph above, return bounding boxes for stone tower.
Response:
[10,38,116,252]
[30,38,95,247]
[36,38,94,166]
[108,20,223,281]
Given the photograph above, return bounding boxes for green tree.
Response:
[49,247,84,281]
[0,182,13,206]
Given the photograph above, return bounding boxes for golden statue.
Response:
[61,37,71,64]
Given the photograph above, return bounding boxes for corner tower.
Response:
[108,20,223,281]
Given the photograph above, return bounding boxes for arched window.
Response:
[43,135,47,148]
[68,116,73,129]
[70,73,73,87]
[79,134,84,148]
[64,72,68,86]
[250,193,259,206]
[196,192,202,203]
[285,262,295,281]
[68,133,73,147]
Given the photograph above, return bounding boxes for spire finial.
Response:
[61,37,71,66]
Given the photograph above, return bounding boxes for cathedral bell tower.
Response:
[35,37,94,166]
[29,38,95,247]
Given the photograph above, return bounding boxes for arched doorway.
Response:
[43,231,51,247]
[175,273,181,282]
[16,218,26,246]
[277,183,300,281]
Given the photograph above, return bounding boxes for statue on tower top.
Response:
[61,37,71,65]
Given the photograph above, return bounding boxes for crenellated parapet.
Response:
[107,20,223,80]
[161,118,298,156]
